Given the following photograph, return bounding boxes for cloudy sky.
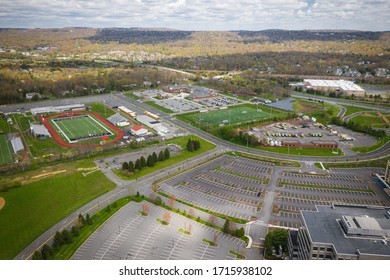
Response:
[1,0,389,31]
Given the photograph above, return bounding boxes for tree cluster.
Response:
[32,213,92,260]
[186,138,201,152]
[122,148,170,173]
[222,219,245,238]
[264,228,288,259]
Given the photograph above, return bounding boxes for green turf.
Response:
[0,169,116,259]
[257,146,342,156]
[50,114,114,143]
[186,106,272,128]
[0,135,14,165]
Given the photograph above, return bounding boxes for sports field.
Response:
[187,106,272,128]
[0,135,14,165]
[49,114,113,143]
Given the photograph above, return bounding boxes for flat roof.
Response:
[107,113,127,124]
[301,205,390,257]
[304,79,365,92]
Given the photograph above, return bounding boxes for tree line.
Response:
[122,148,170,173]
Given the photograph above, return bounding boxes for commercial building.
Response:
[30,124,51,138]
[303,79,366,97]
[106,113,129,127]
[289,205,390,260]
[30,104,86,115]
[131,125,148,136]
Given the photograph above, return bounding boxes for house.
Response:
[131,125,148,136]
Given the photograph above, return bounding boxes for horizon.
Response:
[1,0,389,32]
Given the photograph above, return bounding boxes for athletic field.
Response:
[187,106,272,128]
[49,114,114,143]
[0,135,14,165]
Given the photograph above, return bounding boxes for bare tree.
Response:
[168,194,176,209]
[208,214,216,226]
[189,208,196,218]
[142,203,150,215]
[213,234,219,245]
[163,211,171,224]
[187,223,193,234]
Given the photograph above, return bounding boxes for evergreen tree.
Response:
[223,220,231,234]
[61,229,73,244]
[41,244,53,260]
[152,152,158,163]
[32,250,43,260]
[122,161,129,170]
[158,150,165,161]
[140,156,146,167]
[164,148,170,159]
[52,231,63,248]
[135,158,142,171]
[71,226,80,237]
[128,161,135,172]
[187,139,195,152]
[147,155,155,167]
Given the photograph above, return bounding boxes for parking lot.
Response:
[155,98,204,113]
[159,155,272,221]
[72,201,258,260]
[270,170,390,228]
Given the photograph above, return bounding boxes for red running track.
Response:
[39,111,124,149]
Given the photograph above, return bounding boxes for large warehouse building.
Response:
[303,79,366,96]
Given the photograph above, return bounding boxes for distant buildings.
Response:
[30,104,86,115]
[303,79,366,97]
[106,113,129,127]
[289,205,390,260]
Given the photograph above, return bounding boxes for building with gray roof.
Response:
[290,204,390,260]
[10,137,24,153]
[30,124,51,138]
[106,113,129,127]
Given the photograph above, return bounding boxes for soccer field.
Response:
[0,134,14,165]
[188,107,272,128]
[50,114,114,143]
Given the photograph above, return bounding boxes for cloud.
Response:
[0,0,388,30]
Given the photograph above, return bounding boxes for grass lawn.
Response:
[350,112,390,128]
[257,146,342,157]
[292,99,323,114]
[321,156,390,169]
[0,134,14,165]
[87,102,116,117]
[342,105,373,118]
[25,132,70,157]
[113,135,216,180]
[0,118,18,134]
[144,101,174,114]
[0,166,115,259]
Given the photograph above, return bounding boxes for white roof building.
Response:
[303,79,365,96]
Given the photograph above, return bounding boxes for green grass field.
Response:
[50,114,114,143]
[350,112,390,128]
[342,105,373,118]
[0,166,116,259]
[186,106,272,128]
[87,102,116,118]
[0,135,14,165]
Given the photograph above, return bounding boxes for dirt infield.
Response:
[39,111,124,149]
[0,197,5,210]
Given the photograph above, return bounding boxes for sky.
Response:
[1,0,389,31]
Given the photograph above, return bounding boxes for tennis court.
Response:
[187,106,272,128]
[0,135,14,165]
[49,114,114,143]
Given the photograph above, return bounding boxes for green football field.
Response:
[50,114,113,143]
[188,106,272,128]
[0,134,14,165]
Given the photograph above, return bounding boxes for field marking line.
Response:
[51,119,72,143]
[87,115,113,135]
